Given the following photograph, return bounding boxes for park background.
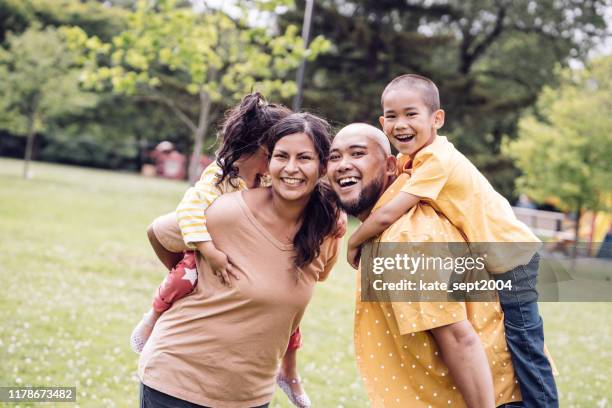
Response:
[0,0,611,407]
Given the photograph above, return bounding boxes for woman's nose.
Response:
[284,157,299,173]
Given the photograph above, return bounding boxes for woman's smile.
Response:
[269,132,320,202]
[280,176,305,186]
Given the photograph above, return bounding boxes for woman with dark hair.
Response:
[138,112,341,408]
[133,94,317,406]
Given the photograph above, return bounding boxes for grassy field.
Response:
[1,158,611,408]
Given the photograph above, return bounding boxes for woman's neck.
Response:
[243,188,307,245]
[268,188,309,226]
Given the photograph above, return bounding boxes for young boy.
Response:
[348,74,558,407]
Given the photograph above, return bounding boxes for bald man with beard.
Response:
[327,123,523,408]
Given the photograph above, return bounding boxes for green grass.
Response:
[1,158,611,408]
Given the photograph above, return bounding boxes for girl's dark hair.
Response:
[264,112,340,270]
[216,92,291,187]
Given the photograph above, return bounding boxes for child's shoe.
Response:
[129,311,156,354]
[276,374,311,408]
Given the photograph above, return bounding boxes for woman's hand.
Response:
[196,241,239,286]
[334,211,348,239]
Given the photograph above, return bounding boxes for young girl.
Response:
[131,93,332,408]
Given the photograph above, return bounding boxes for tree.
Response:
[66,0,330,183]
[45,94,191,170]
[278,0,608,197]
[0,25,97,178]
[503,56,612,246]
[0,0,128,43]
[0,0,191,172]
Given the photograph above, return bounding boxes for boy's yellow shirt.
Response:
[397,136,540,273]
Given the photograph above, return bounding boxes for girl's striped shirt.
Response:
[175,162,247,247]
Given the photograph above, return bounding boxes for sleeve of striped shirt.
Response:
[175,164,223,248]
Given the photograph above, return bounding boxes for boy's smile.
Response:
[379,88,444,158]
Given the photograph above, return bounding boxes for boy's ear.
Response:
[433,109,445,130]
[379,116,385,129]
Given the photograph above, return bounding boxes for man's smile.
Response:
[335,175,362,192]
[338,176,360,187]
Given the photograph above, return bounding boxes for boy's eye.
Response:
[329,154,340,161]
[352,151,365,157]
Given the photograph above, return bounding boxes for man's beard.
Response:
[336,175,386,217]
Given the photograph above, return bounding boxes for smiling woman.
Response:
[138,112,342,408]
[268,132,321,202]
[261,112,340,270]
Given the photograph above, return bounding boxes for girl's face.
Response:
[269,132,321,203]
[235,147,269,188]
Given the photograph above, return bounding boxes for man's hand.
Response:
[196,241,239,286]
[334,211,348,239]
[347,242,361,270]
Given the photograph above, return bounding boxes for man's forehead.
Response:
[331,129,377,149]
[332,124,391,156]
[331,133,371,150]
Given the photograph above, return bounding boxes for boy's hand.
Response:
[347,242,361,270]
[334,211,348,239]
[196,242,239,286]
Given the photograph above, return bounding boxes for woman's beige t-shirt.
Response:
[139,191,339,408]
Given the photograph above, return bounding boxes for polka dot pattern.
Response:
[353,185,523,407]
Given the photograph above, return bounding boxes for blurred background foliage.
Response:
[0,0,610,197]
[278,0,609,198]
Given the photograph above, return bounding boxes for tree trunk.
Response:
[135,133,144,171]
[572,203,582,259]
[188,90,211,184]
[22,112,36,179]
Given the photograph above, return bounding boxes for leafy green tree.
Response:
[0,0,128,43]
[279,0,608,197]
[0,0,191,171]
[45,94,190,170]
[66,0,330,182]
[0,25,97,178]
[503,56,612,244]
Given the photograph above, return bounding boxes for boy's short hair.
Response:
[380,74,440,113]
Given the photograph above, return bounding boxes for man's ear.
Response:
[379,116,385,129]
[433,109,445,130]
[385,155,397,177]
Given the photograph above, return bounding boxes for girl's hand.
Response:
[334,211,348,239]
[347,244,361,270]
[197,242,239,286]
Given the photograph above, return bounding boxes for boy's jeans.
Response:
[495,253,559,408]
